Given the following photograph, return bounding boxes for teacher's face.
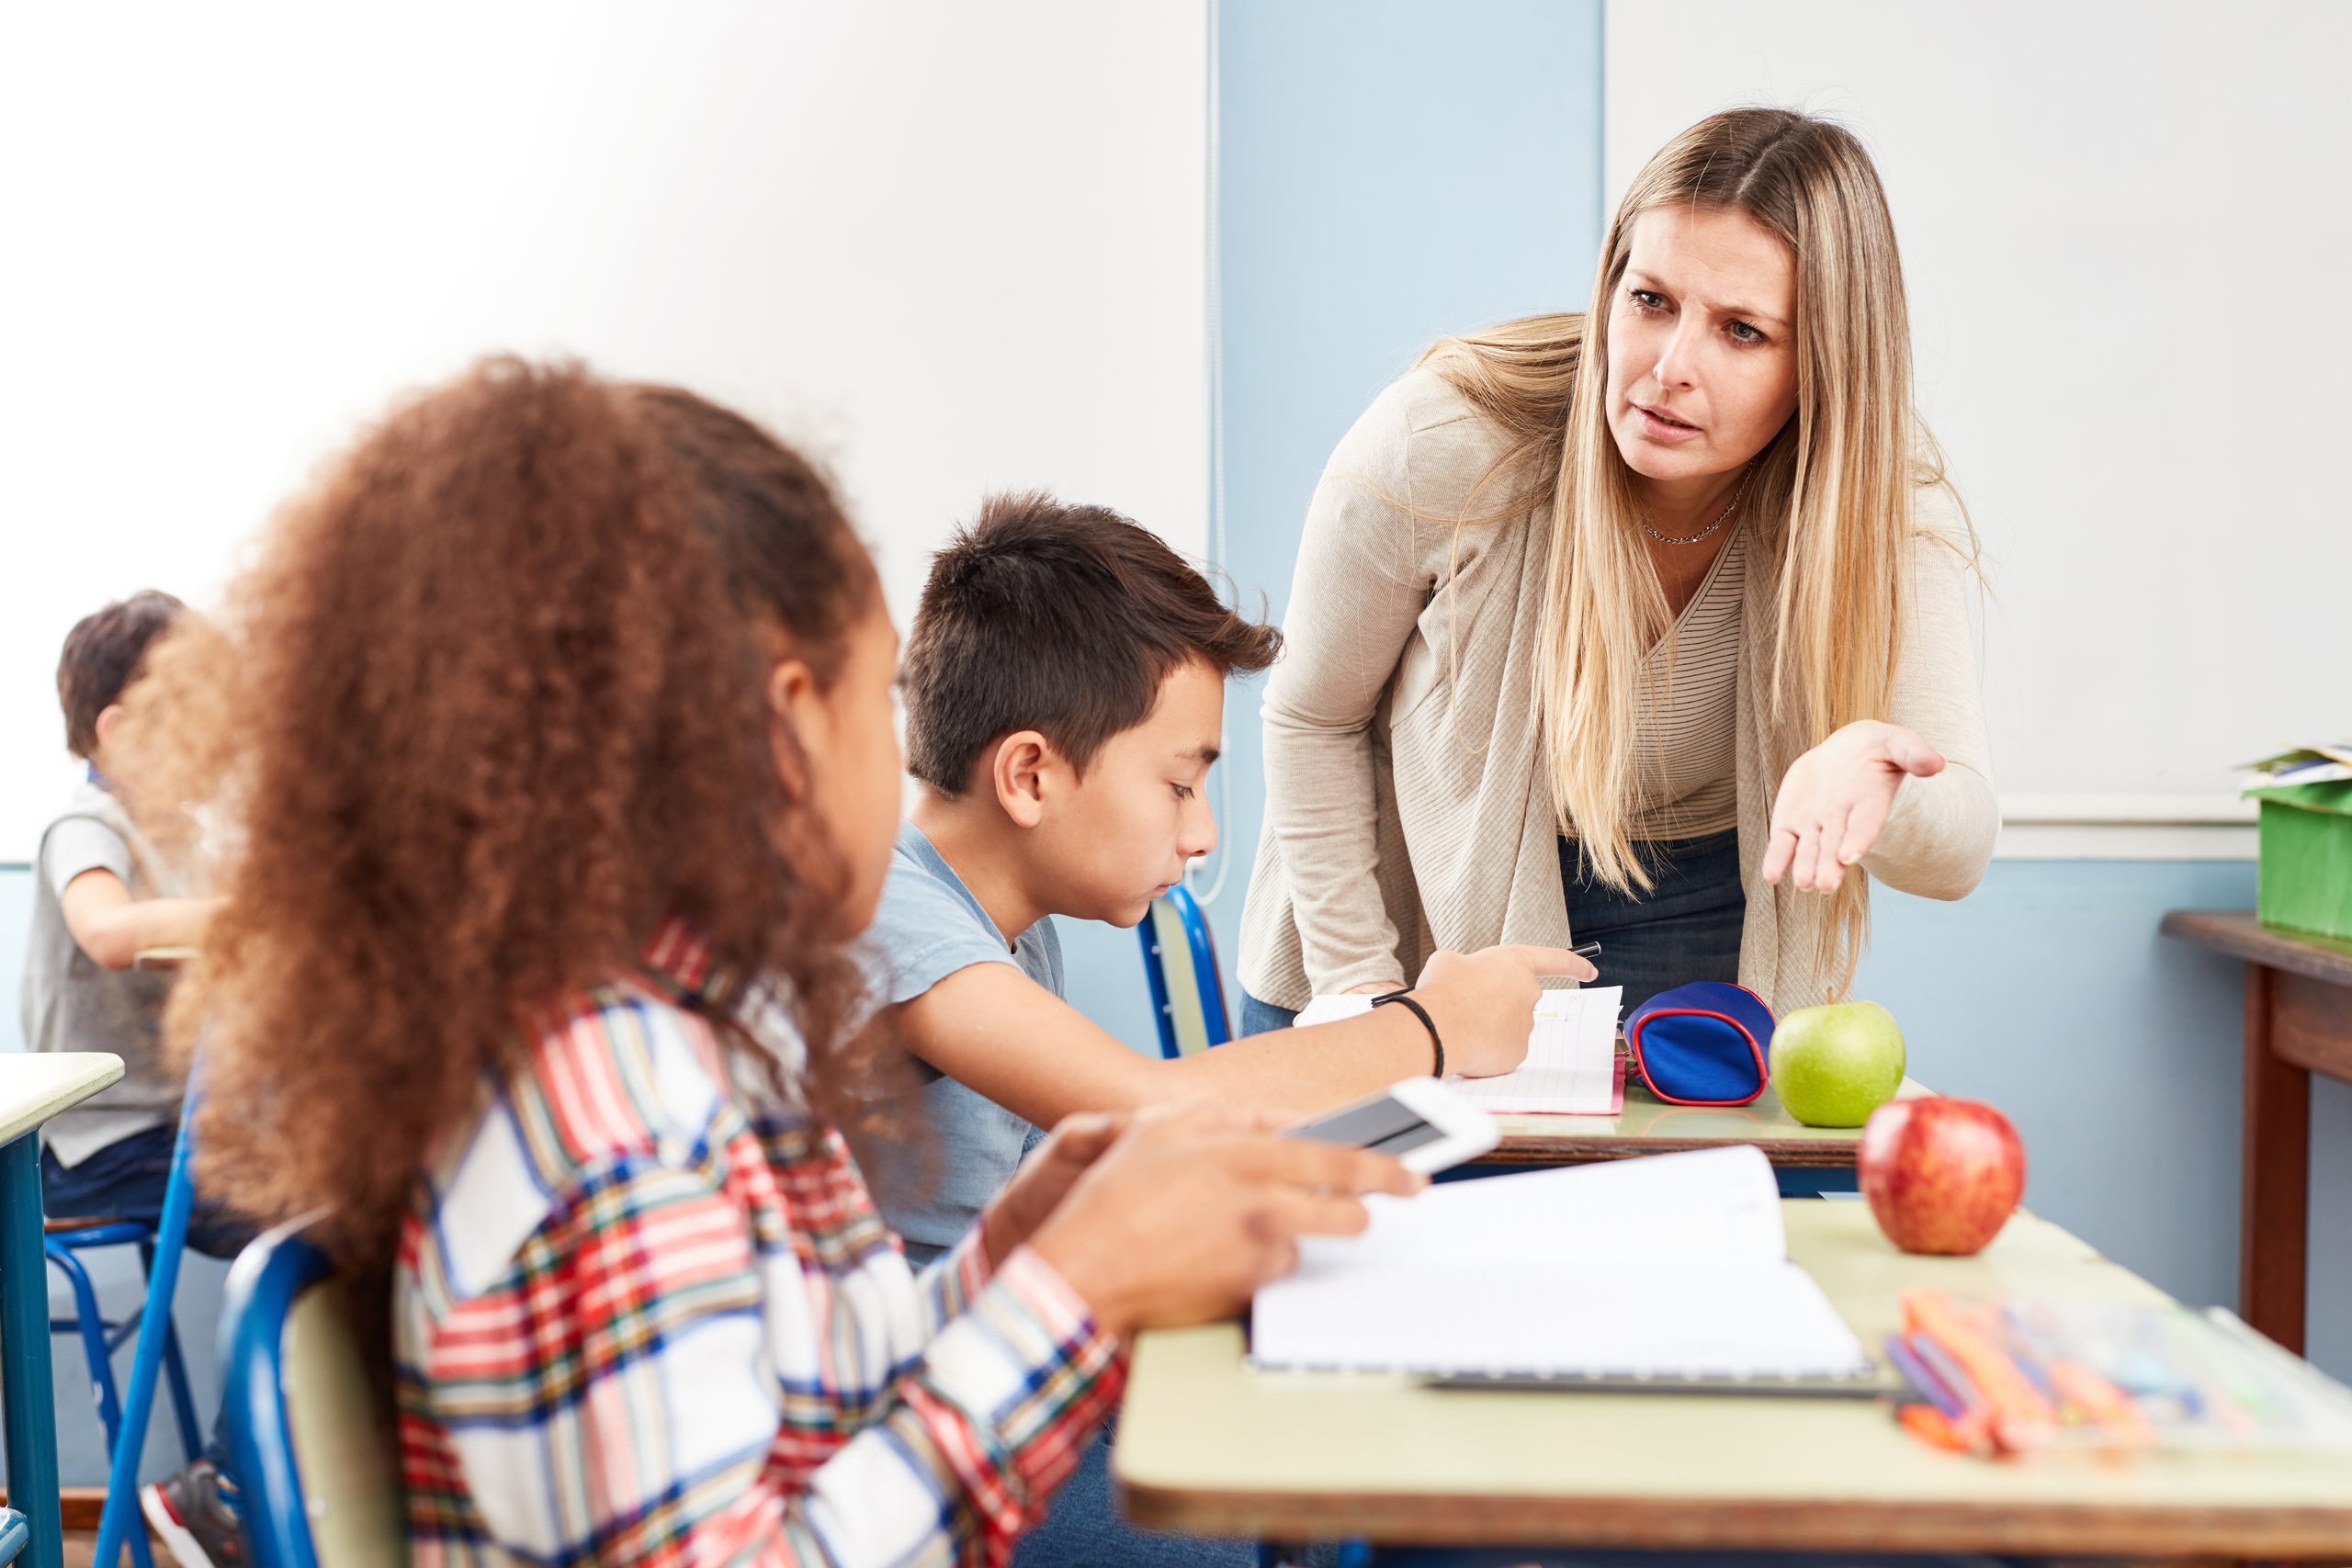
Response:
[1605,205,1800,485]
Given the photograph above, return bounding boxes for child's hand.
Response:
[1410,944,1600,1078]
[978,1111,1130,1267]
[1024,1104,1421,1338]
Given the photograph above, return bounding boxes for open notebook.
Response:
[1250,1145,1875,1383]
[1293,987,1624,1114]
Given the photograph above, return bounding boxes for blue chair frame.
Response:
[218,1228,334,1568]
[1136,883,1232,1058]
[88,1094,201,1568]
[46,1224,202,1467]
[45,1219,203,1568]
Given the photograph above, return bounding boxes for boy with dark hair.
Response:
[870,492,1588,1260]
[859,496,1588,1566]
[25,592,247,1568]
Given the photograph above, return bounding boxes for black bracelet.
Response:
[1371,988,1444,1078]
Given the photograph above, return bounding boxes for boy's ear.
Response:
[765,659,822,795]
[989,730,1063,830]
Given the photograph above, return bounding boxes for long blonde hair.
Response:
[1424,107,1959,987]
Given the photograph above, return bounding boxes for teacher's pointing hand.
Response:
[1763,720,1946,894]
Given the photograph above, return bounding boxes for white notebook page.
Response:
[1250,1146,1871,1380]
[1292,987,1623,1114]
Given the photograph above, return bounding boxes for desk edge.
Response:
[1114,1477,2352,1555]
[2162,908,2352,987]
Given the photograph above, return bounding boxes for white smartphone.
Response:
[1281,1076,1499,1175]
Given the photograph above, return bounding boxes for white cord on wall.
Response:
[1187,0,1238,907]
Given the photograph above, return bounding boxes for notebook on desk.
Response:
[1250,1145,1876,1385]
[1294,986,1625,1115]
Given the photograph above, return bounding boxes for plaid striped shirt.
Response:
[393,923,1125,1568]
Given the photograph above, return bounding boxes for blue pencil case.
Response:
[1624,981,1775,1107]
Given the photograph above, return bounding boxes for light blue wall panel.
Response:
[1205,0,1609,982]
[1068,0,1610,1062]
[2,864,28,1055]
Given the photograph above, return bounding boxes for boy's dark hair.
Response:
[57,591,187,759]
[902,491,1281,794]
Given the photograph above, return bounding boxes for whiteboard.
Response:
[1605,0,2351,822]
[0,2,1206,858]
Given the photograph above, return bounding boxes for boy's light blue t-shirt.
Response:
[858,821,1063,1263]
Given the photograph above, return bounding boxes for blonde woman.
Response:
[1238,107,1995,1032]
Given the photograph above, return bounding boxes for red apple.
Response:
[1858,1097,2026,1256]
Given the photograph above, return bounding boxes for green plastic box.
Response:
[2249,778,2352,942]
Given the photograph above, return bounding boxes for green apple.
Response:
[1770,1001,1906,1127]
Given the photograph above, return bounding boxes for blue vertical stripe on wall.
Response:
[1202,0,1607,984]
[1056,0,1607,1051]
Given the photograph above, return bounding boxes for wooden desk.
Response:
[0,1053,125,1568]
[1114,1202,2352,1559]
[1483,1076,1928,1190]
[2160,908,2352,1357]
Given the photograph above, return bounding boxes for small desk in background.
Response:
[0,1053,125,1568]
[1480,1076,1929,1195]
[1114,1202,2352,1560]
[2161,908,2352,1356]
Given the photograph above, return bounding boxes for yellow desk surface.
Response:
[1114,1203,2352,1557]
[0,1053,124,1148]
[1487,1075,1928,1168]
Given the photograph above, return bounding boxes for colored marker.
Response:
[1883,1335,1963,1419]
[1898,1403,1970,1453]
[1906,1334,1983,1421]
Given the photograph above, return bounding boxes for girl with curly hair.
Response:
[130,359,1416,1567]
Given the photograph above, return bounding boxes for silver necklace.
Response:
[1639,471,1751,546]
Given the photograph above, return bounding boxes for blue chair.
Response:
[220,1224,403,1568]
[1136,883,1231,1058]
[45,1216,203,1568]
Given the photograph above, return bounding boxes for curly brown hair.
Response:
[126,358,887,1325]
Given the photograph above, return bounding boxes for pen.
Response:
[1905,1333,1981,1421]
[1883,1335,1963,1419]
[1572,941,1603,961]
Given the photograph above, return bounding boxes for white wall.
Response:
[0,1,1207,858]
[1605,0,2350,854]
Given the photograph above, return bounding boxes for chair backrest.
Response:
[1136,883,1233,1058]
[221,1224,409,1568]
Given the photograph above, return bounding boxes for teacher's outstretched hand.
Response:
[1763,722,1948,895]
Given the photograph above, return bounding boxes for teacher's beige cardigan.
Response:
[1236,368,1996,1014]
